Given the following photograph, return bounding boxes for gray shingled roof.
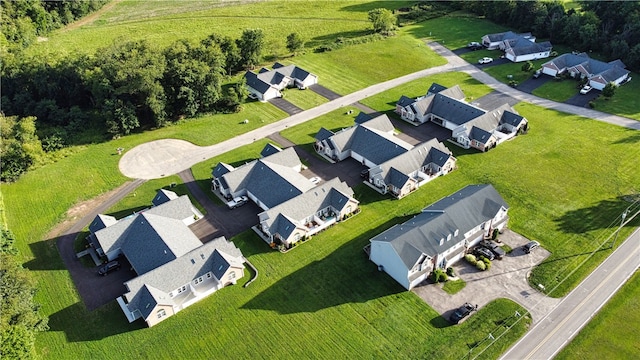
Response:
[370,184,508,268]
[260,143,282,158]
[124,237,244,318]
[508,39,552,56]
[315,127,335,141]
[217,147,314,209]
[121,213,202,275]
[427,83,448,95]
[212,162,234,179]
[600,66,629,82]
[369,139,453,187]
[271,63,313,82]
[244,71,271,95]
[152,189,179,206]
[89,214,117,234]
[430,93,486,125]
[259,178,357,232]
[397,95,415,108]
[469,126,494,144]
[500,110,525,127]
[327,115,411,165]
[354,112,373,124]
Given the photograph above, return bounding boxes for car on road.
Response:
[309,176,321,185]
[523,240,540,254]
[449,302,477,324]
[478,57,493,64]
[580,85,593,94]
[473,247,495,261]
[98,260,121,276]
[467,42,483,50]
[479,240,506,259]
[227,195,249,209]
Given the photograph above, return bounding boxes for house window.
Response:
[157,309,166,319]
[294,233,301,242]
[206,273,212,279]
[346,205,352,214]
[229,272,236,280]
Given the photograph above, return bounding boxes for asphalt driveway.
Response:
[516,74,552,94]
[565,89,600,107]
[413,229,561,324]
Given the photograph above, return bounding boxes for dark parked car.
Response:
[473,247,495,261]
[467,42,483,50]
[523,241,540,254]
[449,302,477,324]
[98,260,121,276]
[360,169,369,178]
[480,240,506,259]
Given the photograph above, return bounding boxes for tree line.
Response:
[1,0,109,52]
[0,29,271,182]
[0,227,49,359]
[460,1,640,71]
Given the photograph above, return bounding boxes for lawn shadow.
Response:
[48,301,145,342]
[340,1,409,13]
[613,131,640,144]
[240,217,407,314]
[554,195,639,234]
[24,237,66,270]
[106,205,149,220]
[430,313,452,328]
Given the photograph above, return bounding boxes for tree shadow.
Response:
[240,217,407,314]
[613,131,640,144]
[340,1,410,13]
[23,237,66,270]
[555,195,639,234]
[48,301,145,342]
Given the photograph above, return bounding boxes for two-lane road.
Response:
[500,227,640,360]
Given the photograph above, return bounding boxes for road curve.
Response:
[119,42,639,180]
[499,227,640,360]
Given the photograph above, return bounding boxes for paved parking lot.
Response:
[413,229,561,324]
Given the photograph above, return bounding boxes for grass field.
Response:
[31,1,414,58]
[275,88,640,298]
[532,77,584,102]
[443,279,466,295]
[4,2,640,358]
[555,271,640,360]
[592,72,640,120]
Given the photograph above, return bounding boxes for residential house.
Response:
[314,113,456,198]
[87,190,243,327]
[541,52,630,90]
[118,237,245,327]
[256,178,360,247]
[244,62,318,101]
[369,184,509,290]
[395,83,528,151]
[481,31,552,62]
[88,190,204,262]
[211,144,315,210]
[212,143,360,248]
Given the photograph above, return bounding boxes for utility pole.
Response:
[610,207,629,249]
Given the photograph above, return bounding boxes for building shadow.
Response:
[613,131,640,144]
[48,301,145,342]
[240,217,407,314]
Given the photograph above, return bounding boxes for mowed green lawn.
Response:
[592,72,640,120]
[555,272,640,360]
[276,85,640,298]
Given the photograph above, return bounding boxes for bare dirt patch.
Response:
[61,0,123,32]
[44,182,131,240]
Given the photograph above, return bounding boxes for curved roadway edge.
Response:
[55,179,146,310]
[119,42,640,180]
[499,227,640,360]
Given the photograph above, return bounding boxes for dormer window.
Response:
[447,234,452,241]
[439,238,444,246]
[454,229,459,237]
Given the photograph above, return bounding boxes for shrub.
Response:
[521,61,534,72]
[550,51,558,57]
[475,261,486,271]
[491,228,499,240]
[446,267,455,277]
[431,268,448,283]
[588,101,596,109]
[465,254,477,265]
[508,80,518,88]
[482,257,492,271]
